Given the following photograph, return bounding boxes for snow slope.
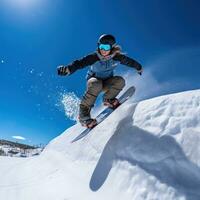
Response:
[1,89,200,200]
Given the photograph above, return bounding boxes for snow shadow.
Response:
[90,113,200,200]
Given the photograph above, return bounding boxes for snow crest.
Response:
[1,89,200,200]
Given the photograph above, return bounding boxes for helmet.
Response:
[98,34,116,47]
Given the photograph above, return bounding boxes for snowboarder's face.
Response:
[99,49,111,57]
[98,43,111,57]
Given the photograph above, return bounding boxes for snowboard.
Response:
[71,86,136,143]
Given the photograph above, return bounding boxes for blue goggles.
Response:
[98,44,111,51]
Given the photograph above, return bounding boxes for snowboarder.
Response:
[57,34,143,128]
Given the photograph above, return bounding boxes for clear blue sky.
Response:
[0,0,200,145]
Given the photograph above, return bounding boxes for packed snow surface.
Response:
[1,89,200,200]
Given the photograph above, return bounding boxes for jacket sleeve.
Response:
[67,53,99,74]
[113,53,142,71]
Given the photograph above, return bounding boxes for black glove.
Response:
[137,68,143,76]
[57,65,70,76]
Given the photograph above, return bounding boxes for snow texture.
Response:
[61,92,81,121]
[1,89,200,200]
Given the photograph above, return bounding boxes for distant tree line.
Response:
[0,139,36,150]
[0,148,5,156]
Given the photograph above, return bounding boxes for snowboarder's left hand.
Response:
[137,68,143,76]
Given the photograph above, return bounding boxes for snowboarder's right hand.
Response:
[57,65,70,76]
[137,68,143,76]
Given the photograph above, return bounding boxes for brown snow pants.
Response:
[80,76,125,108]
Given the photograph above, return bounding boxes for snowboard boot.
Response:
[81,118,97,128]
[79,105,97,128]
[103,98,121,109]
